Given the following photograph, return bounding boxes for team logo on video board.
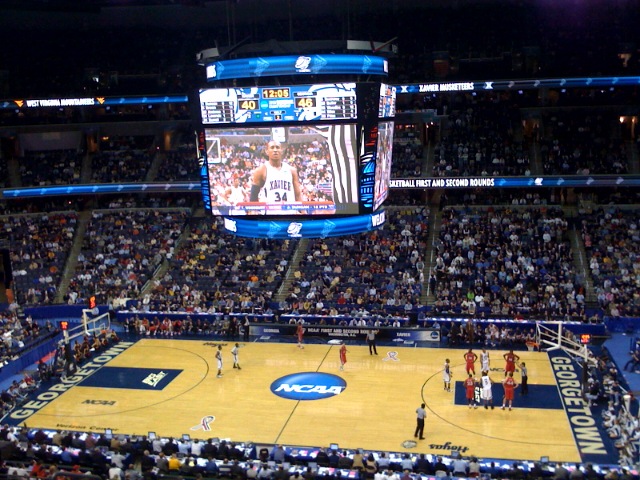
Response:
[287,222,303,237]
[271,372,347,401]
[295,56,312,72]
[224,218,237,232]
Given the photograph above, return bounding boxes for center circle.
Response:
[270,372,347,401]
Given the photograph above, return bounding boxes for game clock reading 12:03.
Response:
[262,88,291,99]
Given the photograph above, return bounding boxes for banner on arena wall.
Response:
[249,325,440,342]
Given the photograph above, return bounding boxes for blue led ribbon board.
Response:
[206,54,388,81]
[221,210,386,239]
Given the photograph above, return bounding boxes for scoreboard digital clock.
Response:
[262,88,291,99]
[199,83,357,124]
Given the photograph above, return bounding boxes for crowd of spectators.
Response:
[91,135,157,183]
[432,100,530,178]
[0,312,58,416]
[126,216,294,314]
[18,150,83,187]
[540,112,629,175]
[94,194,194,211]
[66,209,189,306]
[0,424,629,480]
[584,348,639,468]
[588,189,640,206]
[581,208,640,318]
[436,320,538,349]
[441,189,562,208]
[0,157,8,189]
[283,208,428,316]
[0,199,84,217]
[155,142,200,182]
[0,372,40,417]
[433,206,584,321]
[2,191,633,323]
[0,311,53,370]
[1,188,636,325]
[390,125,423,178]
[65,328,121,367]
[3,212,77,305]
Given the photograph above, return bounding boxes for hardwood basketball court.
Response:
[8,339,583,463]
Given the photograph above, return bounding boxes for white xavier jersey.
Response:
[227,185,245,205]
[263,162,295,203]
[481,351,490,371]
[443,363,451,382]
[481,375,492,399]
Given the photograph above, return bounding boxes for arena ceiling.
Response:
[0,0,553,28]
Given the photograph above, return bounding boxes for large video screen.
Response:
[203,125,360,216]
[373,121,394,210]
[378,83,397,118]
[199,83,357,125]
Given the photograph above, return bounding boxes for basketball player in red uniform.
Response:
[503,349,520,377]
[296,322,305,349]
[464,373,477,409]
[339,344,348,371]
[463,349,478,375]
[501,372,518,410]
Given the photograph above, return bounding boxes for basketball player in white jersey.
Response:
[480,371,495,410]
[480,348,490,373]
[231,343,242,370]
[223,177,247,215]
[224,177,247,205]
[250,140,303,214]
[443,358,452,392]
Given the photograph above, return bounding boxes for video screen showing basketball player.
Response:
[373,121,394,211]
[250,139,303,209]
[204,125,359,216]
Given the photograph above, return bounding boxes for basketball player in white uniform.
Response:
[231,343,241,370]
[250,140,303,214]
[225,177,247,204]
[443,358,452,392]
[480,348,490,373]
[480,371,494,409]
[216,345,223,378]
[223,177,247,215]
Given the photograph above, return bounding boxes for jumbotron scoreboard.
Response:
[195,54,396,239]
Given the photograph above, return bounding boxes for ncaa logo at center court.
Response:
[271,372,347,401]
